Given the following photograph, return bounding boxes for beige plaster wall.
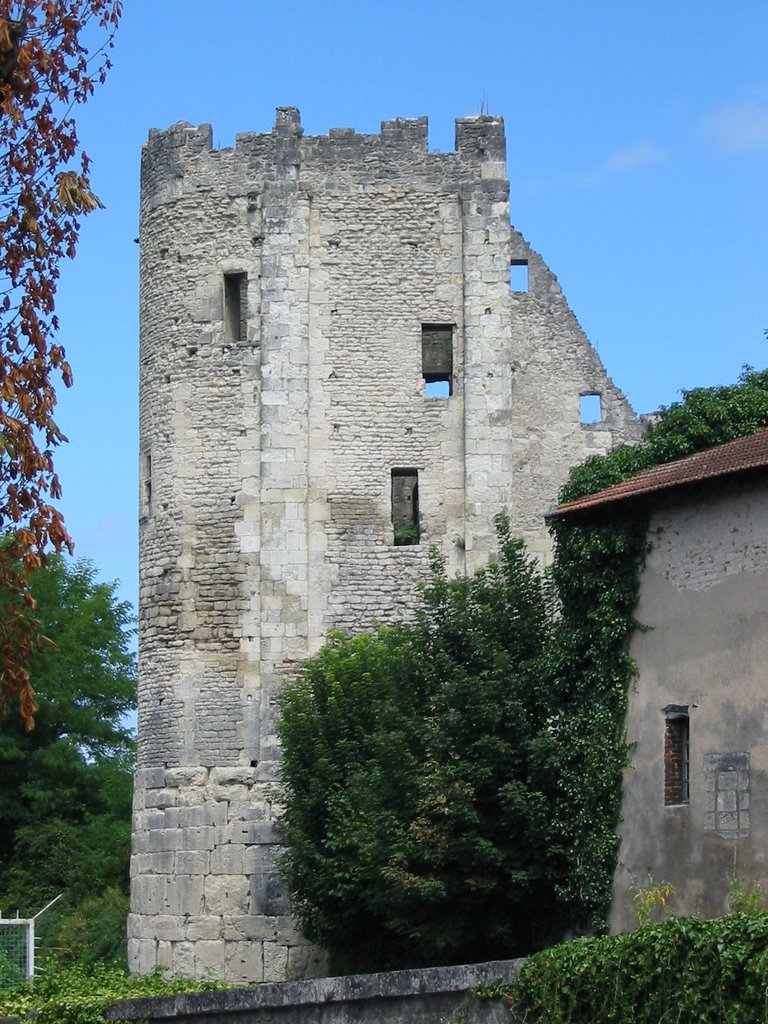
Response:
[611,476,768,931]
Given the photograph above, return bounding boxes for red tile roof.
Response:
[551,429,768,518]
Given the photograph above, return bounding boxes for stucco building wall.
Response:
[133,107,639,982]
[611,476,768,930]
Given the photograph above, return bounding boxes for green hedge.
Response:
[0,961,227,1024]
[510,913,768,1024]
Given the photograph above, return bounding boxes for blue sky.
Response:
[50,0,768,614]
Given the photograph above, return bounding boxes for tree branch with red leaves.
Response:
[0,0,121,726]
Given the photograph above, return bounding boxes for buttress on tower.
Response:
[131,107,640,983]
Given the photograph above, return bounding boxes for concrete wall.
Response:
[133,106,640,982]
[105,960,523,1024]
[611,476,768,929]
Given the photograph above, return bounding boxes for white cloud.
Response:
[703,96,768,152]
[583,140,670,184]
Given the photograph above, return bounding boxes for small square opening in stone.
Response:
[425,379,450,399]
[421,324,453,398]
[580,393,602,424]
[510,259,529,292]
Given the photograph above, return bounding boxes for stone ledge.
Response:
[105,958,523,1023]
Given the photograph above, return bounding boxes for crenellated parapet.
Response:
[141,108,508,213]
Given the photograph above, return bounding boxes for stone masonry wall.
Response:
[132,107,641,983]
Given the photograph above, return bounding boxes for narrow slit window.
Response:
[510,259,529,292]
[141,451,152,518]
[421,324,453,398]
[224,272,247,341]
[580,393,602,424]
[664,706,690,806]
[391,469,420,545]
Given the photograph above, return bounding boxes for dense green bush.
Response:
[279,515,566,971]
[0,961,226,1024]
[511,912,768,1023]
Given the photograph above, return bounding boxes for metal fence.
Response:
[0,897,62,990]
[0,917,33,991]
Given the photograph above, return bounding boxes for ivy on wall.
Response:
[546,365,768,929]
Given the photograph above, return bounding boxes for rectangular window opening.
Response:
[580,392,602,424]
[421,324,453,398]
[391,469,420,546]
[510,259,529,292]
[664,706,690,806]
[224,272,247,342]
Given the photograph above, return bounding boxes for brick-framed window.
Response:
[664,705,690,805]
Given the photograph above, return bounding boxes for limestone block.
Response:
[136,767,166,790]
[225,940,264,984]
[145,789,177,810]
[176,850,210,875]
[204,874,250,915]
[286,943,330,981]
[152,915,184,941]
[147,851,176,874]
[195,939,227,974]
[157,940,174,971]
[210,844,246,874]
[129,937,158,976]
[244,845,278,873]
[172,941,196,978]
[164,874,205,915]
[181,826,215,851]
[208,784,248,802]
[165,766,208,787]
[263,941,289,982]
[222,915,279,942]
[147,829,183,853]
[226,800,270,823]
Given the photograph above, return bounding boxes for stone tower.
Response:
[130,107,640,983]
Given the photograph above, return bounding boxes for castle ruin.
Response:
[130,107,640,983]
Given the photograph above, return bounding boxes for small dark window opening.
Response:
[142,451,152,517]
[224,272,247,341]
[421,324,453,398]
[664,706,690,805]
[392,469,420,545]
[510,259,529,292]
[580,393,602,424]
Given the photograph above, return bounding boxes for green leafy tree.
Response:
[0,555,135,963]
[279,514,563,971]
